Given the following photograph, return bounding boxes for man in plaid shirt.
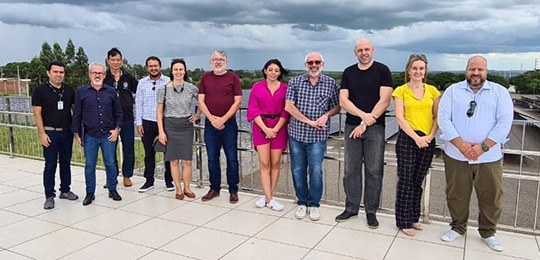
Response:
[285,52,340,221]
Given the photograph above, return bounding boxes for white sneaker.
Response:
[441,229,462,242]
[483,236,504,252]
[295,205,307,219]
[267,199,284,211]
[255,196,266,208]
[308,207,320,221]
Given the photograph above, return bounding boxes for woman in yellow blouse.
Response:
[392,54,440,236]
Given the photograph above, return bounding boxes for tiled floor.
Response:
[0,154,539,259]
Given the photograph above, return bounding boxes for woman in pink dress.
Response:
[247,59,290,211]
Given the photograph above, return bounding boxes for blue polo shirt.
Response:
[71,83,123,138]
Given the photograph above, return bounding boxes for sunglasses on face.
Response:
[467,100,477,117]
[306,60,322,66]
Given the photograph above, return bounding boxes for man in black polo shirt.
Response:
[32,60,79,209]
[72,62,123,206]
[104,47,138,187]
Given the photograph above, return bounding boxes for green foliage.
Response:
[392,72,405,87]
[510,70,540,94]
[487,74,509,88]
[428,72,462,90]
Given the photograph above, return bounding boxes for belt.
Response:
[260,114,280,119]
[44,126,68,131]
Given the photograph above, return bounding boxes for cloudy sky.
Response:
[0,0,539,72]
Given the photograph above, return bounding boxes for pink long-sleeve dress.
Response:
[246,80,290,150]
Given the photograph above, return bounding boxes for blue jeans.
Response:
[42,130,73,198]
[204,118,239,193]
[343,124,385,214]
[289,137,326,207]
[83,133,118,194]
[114,121,134,178]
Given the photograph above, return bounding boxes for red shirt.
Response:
[198,71,242,116]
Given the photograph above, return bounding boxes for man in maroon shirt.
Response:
[198,49,242,203]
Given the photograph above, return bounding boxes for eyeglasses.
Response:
[306,60,322,66]
[409,54,427,62]
[151,81,156,91]
[467,100,477,117]
[90,71,105,76]
[211,58,226,62]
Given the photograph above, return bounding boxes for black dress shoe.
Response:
[367,213,379,229]
[335,210,358,222]
[82,194,95,206]
[109,190,122,201]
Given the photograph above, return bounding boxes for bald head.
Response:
[467,55,488,69]
[354,38,375,67]
[466,55,488,88]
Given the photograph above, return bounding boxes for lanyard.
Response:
[48,83,64,101]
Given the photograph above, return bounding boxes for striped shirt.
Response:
[134,74,170,125]
[286,74,339,143]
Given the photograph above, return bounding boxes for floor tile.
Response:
[204,209,278,236]
[465,249,526,260]
[61,238,153,260]
[315,227,394,259]
[118,194,185,217]
[465,229,540,259]
[0,184,18,194]
[0,170,34,183]
[303,250,357,260]
[10,227,104,259]
[5,196,79,217]
[0,189,41,208]
[396,220,465,248]
[36,203,112,226]
[0,218,63,248]
[2,174,43,189]
[336,212,399,237]
[113,218,196,248]
[222,237,308,260]
[0,250,33,259]
[139,250,195,260]
[0,209,27,227]
[385,237,463,260]
[159,202,230,226]
[256,218,333,248]
[160,227,248,260]
[72,209,151,236]
[93,189,149,209]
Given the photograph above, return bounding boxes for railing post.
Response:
[6,98,15,157]
[196,125,204,188]
[422,169,432,223]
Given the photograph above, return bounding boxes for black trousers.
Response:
[141,120,172,184]
[395,130,435,229]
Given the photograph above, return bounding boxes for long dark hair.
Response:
[170,59,188,81]
[262,59,288,82]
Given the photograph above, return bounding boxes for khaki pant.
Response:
[443,153,503,238]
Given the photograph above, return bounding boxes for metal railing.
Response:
[1,109,539,234]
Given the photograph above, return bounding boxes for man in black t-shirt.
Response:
[32,61,78,209]
[104,48,138,188]
[335,38,393,228]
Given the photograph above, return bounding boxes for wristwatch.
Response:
[481,142,490,152]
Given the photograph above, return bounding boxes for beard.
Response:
[467,76,486,87]
[307,69,321,78]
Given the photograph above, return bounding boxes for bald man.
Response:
[335,38,393,228]
[438,56,513,252]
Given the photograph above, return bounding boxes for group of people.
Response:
[31,37,513,253]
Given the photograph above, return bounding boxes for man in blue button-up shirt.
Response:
[72,62,123,206]
[438,56,513,252]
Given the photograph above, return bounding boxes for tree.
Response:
[38,42,53,66]
[66,47,89,88]
[392,72,405,87]
[52,43,65,64]
[510,70,540,94]
[487,74,509,88]
[65,39,76,66]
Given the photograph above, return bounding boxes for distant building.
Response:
[0,78,30,96]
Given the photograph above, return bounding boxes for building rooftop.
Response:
[1,155,539,259]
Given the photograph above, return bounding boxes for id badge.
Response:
[57,101,64,110]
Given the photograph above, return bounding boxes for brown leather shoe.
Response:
[229,193,239,204]
[184,191,196,199]
[175,193,184,200]
[201,189,219,201]
[123,177,132,187]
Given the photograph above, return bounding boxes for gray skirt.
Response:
[163,117,194,161]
